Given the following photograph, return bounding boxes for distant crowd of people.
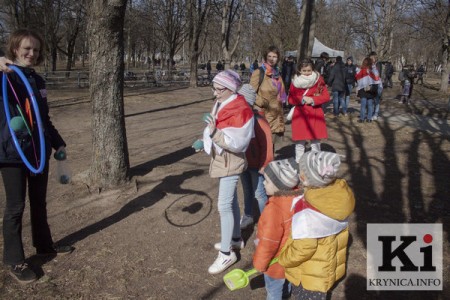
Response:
[204,54,427,116]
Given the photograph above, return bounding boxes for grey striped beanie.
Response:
[238,84,256,106]
[264,158,299,190]
[299,151,341,187]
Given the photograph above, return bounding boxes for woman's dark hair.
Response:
[263,46,280,63]
[361,57,372,69]
[320,52,329,59]
[6,29,45,66]
[296,58,315,75]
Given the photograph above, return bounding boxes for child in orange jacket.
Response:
[253,157,303,299]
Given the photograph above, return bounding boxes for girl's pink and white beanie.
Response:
[213,69,242,93]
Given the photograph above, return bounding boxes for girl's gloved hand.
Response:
[202,113,212,123]
[192,139,204,152]
[204,114,216,134]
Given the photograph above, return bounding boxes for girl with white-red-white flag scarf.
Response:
[201,70,254,275]
[355,57,381,123]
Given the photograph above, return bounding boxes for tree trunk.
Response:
[440,44,449,93]
[187,0,210,88]
[88,0,130,189]
[66,36,77,72]
[51,45,57,72]
[441,2,450,92]
[307,4,316,57]
[298,0,315,59]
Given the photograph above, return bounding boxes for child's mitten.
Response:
[192,139,204,152]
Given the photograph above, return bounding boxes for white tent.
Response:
[312,38,344,58]
[285,38,345,58]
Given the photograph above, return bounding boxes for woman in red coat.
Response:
[288,59,330,162]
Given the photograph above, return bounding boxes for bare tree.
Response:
[0,0,36,28]
[149,0,187,75]
[88,0,129,189]
[57,1,86,72]
[266,0,301,54]
[187,0,211,87]
[0,0,65,71]
[409,0,449,91]
[218,0,245,69]
[342,0,405,60]
[425,0,450,92]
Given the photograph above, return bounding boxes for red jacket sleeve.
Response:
[310,78,330,106]
[256,117,274,172]
[288,84,303,106]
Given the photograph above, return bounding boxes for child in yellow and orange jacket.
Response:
[279,151,355,300]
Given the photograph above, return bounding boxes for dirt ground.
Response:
[0,78,449,299]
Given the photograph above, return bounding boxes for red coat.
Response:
[288,76,330,141]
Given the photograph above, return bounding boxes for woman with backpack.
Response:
[250,46,286,149]
[344,56,357,115]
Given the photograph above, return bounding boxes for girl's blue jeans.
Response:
[218,175,241,252]
[359,97,373,121]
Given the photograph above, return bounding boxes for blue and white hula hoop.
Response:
[2,65,46,174]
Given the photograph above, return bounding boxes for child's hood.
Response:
[273,187,304,197]
[304,179,355,221]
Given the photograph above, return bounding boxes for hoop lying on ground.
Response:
[2,65,46,174]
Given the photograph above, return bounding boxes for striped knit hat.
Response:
[299,151,340,187]
[238,84,256,106]
[264,157,299,190]
[213,69,242,93]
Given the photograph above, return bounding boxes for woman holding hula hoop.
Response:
[0,29,73,284]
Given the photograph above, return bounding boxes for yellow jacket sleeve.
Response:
[279,237,318,268]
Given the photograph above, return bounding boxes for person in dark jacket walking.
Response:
[314,52,330,84]
[344,56,357,115]
[281,55,296,94]
[206,60,212,79]
[216,60,224,72]
[0,29,73,284]
[384,62,394,88]
[327,56,347,116]
[416,65,425,85]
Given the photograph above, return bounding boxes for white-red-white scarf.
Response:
[203,94,254,155]
[355,67,381,91]
[290,195,348,239]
